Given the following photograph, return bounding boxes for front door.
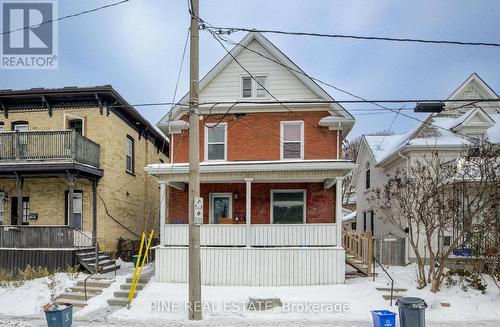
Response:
[11,197,29,225]
[209,193,232,224]
[66,192,83,230]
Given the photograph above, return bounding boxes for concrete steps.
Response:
[376,287,408,303]
[76,250,120,274]
[57,277,115,307]
[108,275,152,307]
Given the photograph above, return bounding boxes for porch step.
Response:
[57,291,98,301]
[76,279,113,288]
[126,276,150,284]
[120,283,146,291]
[113,290,137,298]
[107,297,129,307]
[69,285,103,294]
[108,272,152,306]
[376,287,408,293]
[383,294,404,301]
[76,249,120,274]
[54,298,88,308]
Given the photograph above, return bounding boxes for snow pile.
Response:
[0,273,85,316]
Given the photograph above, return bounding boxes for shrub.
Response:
[446,268,488,294]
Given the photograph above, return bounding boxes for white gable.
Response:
[159,32,354,134]
[200,40,320,102]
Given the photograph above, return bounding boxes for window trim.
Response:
[12,121,29,131]
[64,114,85,136]
[64,190,83,228]
[280,121,304,160]
[204,123,227,162]
[270,189,306,224]
[126,135,135,174]
[240,75,269,99]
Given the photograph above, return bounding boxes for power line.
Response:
[206,26,500,48]
[198,28,490,141]
[0,0,132,36]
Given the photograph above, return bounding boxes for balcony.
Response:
[0,130,100,168]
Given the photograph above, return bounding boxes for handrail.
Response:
[128,230,154,307]
[83,273,95,302]
[372,255,395,306]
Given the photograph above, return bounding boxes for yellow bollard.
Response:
[128,230,154,306]
[128,232,146,304]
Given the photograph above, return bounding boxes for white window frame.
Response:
[204,123,227,162]
[13,123,28,131]
[209,192,233,224]
[280,121,304,160]
[270,189,306,224]
[126,136,134,174]
[240,75,269,99]
[67,192,83,229]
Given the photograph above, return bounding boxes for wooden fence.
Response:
[0,226,93,248]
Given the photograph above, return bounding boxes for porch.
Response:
[147,160,354,285]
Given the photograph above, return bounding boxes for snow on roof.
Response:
[342,210,356,222]
[364,110,499,165]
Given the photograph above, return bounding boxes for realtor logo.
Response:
[1,0,58,69]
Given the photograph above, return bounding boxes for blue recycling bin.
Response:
[45,304,73,327]
[371,310,397,327]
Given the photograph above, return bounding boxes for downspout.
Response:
[336,122,341,160]
[398,151,411,265]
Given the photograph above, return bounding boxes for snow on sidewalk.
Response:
[110,264,499,324]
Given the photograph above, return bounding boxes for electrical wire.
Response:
[0,0,132,36]
[206,26,500,48]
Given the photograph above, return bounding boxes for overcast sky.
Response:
[1,0,499,139]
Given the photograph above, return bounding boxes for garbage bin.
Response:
[44,303,73,327]
[396,297,427,327]
[132,255,139,267]
[371,310,397,327]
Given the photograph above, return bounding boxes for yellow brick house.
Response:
[0,86,168,273]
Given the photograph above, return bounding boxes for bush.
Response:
[0,265,50,288]
[65,264,81,280]
[446,268,488,294]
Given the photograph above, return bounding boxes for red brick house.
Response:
[146,32,356,286]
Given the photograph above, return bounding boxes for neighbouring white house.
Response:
[352,73,500,263]
[145,32,356,286]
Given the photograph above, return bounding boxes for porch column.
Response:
[335,176,343,247]
[159,181,167,246]
[245,178,253,246]
[92,179,98,246]
[15,174,23,226]
[66,173,77,228]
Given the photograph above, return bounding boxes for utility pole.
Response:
[188,0,202,321]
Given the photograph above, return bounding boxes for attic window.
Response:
[241,76,268,98]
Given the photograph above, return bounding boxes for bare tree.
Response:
[368,142,499,292]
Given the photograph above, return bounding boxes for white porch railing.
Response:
[162,223,338,247]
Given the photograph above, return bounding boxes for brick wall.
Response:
[171,111,341,162]
[168,182,336,224]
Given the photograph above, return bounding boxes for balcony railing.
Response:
[0,130,100,168]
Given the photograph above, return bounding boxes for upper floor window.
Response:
[68,118,83,135]
[281,121,304,160]
[365,161,371,189]
[205,123,227,161]
[241,76,268,98]
[126,136,135,174]
[0,122,4,133]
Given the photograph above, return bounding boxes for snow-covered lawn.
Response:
[110,264,499,324]
[0,272,86,316]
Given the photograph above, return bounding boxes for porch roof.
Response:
[145,159,355,183]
